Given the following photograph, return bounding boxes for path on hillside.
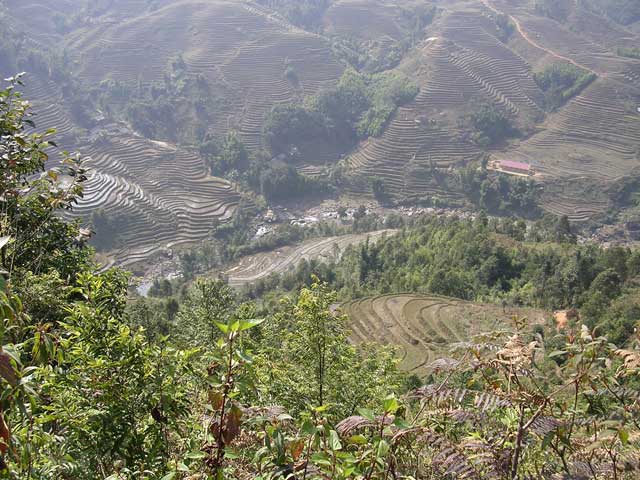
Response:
[480,0,601,77]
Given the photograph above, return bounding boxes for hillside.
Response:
[343,293,548,376]
[222,229,396,286]
[3,0,640,264]
[3,74,640,479]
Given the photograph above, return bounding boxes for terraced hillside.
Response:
[223,229,397,286]
[343,293,548,377]
[74,129,241,267]
[5,0,640,268]
[476,0,640,220]
[345,2,546,201]
[65,0,343,147]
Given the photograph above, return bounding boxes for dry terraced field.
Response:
[345,1,546,201]
[75,131,241,267]
[223,229,397,287]
[484,0,640,220]
[343,293,548,377]
[64,0,343,148]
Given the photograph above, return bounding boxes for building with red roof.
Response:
[499,160,531,175]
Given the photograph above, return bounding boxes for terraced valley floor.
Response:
[343,293,549,377]
[222,229,397,287]
[4,0,640,263]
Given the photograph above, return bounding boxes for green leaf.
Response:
[392,417,410,429]
[239,318,266,331]
[376,439,390,458]
[383,395,399,414]
[310,452,332,466]
[236,349,254,364]
[329,430,342,451]
[619,429,629,445]
[301,419,316,435]
[349,434,368,445]
[160,474,177,480]
[548,350,567,358]
[357,408,375,421]
[184,451,206,460]
[225,449,240,459]
[214,322,229,334]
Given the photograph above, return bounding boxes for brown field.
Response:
[342,293,549,377]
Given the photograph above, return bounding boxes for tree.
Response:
[0,76,195,477]
[200,131,249,175]
[256,280,400,419]
[174,279,237,347]
[554,214,576,243]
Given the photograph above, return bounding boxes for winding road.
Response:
[480,0,601,77]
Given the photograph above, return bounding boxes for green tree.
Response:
[257,280,400,418]
[174,279,237,347]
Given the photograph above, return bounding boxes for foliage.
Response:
[458,162,540,217]
[200,131,249,176]
[243,215,640,348]
[468,104,519,148]
[0,76,197,478]
[4,76,640,479]
[90,208,128,251]
[330,5,436,73]
[264,69,418,155]
[256,161,331,202]
[255,280,401,420]
[494,13,515,42]
[1,75,90,280]
[534,63,597,111]
[178,311,640,479]
[263,104,325,156]
[617,47,640,59]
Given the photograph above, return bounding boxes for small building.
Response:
[499,160,532,175]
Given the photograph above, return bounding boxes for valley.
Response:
[2,0,639,267]
[3,1,640,476]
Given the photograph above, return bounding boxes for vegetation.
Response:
[459,162,540,217]
[534,64,597,111]
[200,131,249,176]
[494,13,515,42]
[244,214,640,348]
[468,104,519,148]
[2,78,640,479]
[330,4,436,73]
[617,47,640,59]
[264,69,418,156]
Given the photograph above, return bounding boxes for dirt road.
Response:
[480,0,601,77]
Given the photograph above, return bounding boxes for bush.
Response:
[469,103,519,147]
[534,63,596,110]
[264,69,418,155]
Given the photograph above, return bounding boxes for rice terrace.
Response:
[343,293,549,376]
